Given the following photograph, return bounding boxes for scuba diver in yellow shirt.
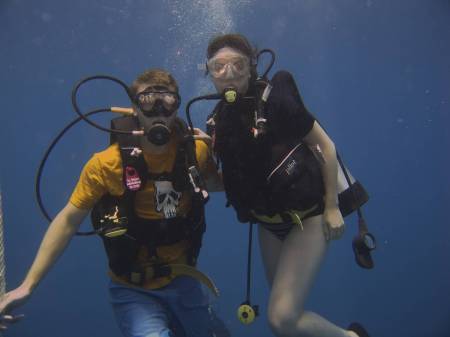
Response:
[0,68,229,337]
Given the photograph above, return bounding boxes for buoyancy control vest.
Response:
[209,70,368,223]
[90,116,206,277]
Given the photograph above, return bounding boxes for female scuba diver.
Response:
[204,34,370,337]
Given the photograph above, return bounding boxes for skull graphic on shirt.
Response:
[154,180,182,218]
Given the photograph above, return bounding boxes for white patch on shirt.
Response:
[154,180,182,219]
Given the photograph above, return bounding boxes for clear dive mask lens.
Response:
[207,55,250,79]
[135,90,180,116]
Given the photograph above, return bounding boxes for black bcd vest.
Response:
[210,71,368,223]
[90,116,206,276]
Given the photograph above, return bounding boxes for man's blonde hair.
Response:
[129,68,178,97]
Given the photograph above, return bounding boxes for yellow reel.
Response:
[237,303,257,324]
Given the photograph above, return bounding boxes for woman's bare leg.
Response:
[258,224,284,286]
[259,215,355,337]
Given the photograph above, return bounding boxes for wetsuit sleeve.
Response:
[267,70,316,141]
[69,154,108,210]
[194,139,218,180]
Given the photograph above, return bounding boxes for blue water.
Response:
[1,1,449,336]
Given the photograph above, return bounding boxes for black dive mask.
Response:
[135,89,180,117]
[135,88,179,146]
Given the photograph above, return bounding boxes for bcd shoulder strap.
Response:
[111,116,207,264]
[111,116,148,192]
[173,117,209,202]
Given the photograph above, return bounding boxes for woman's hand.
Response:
[322,206,345,241]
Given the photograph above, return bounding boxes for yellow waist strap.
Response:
[251,204,319,230]
[110,264,220,297]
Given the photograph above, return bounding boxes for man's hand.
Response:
[191,128,212,148]
[0,313,25,330]
[0,286,30,330]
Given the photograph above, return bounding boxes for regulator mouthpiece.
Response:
[147,123,171,145]
[224,87,238,103]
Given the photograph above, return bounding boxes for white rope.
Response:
[0,188,5,297]
[0,188,5,336]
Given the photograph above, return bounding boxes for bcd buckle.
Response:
[281,210,304,231]
[100,206,128,238]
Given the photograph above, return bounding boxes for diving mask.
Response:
[135,89,180,117]
[207,52,250,79]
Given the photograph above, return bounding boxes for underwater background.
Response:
[1,0,449,336]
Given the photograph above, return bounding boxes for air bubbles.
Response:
[164,0,253,80]
[41,12,52,23]
[101,46,112,55]
[271,17,287,39]
[32,36,44,46]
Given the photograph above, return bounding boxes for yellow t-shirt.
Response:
[70,136,215,289]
